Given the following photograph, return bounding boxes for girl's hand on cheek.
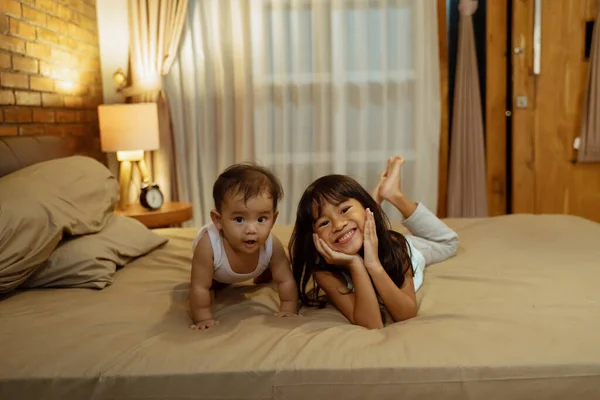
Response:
[363,209,382,271]
[313,233,361,268]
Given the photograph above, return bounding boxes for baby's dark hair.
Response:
[288,174,413,309]
[213,163,283,212]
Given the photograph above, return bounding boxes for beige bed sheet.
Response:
[1,214,600,400]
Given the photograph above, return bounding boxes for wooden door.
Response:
[512,0,600,223]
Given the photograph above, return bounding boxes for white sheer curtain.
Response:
[166,0,440,226]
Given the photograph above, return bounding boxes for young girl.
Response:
[289,156,458,329]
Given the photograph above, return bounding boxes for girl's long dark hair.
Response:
[288,175,413,308]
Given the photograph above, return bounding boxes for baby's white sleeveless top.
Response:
[192,223,273,284]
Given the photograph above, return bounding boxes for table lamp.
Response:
[98,103,160,210]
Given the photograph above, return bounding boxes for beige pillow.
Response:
[23,215,168,289]
[0,156,119,293]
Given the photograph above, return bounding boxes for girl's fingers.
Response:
[319,242,331,260]
[315,234,356,264]
[318,238,334,258]
[314,238,332,263]
[319,237,353,264]
[313,234,326,256]
[364,209,372,240]
[367,209,377,240]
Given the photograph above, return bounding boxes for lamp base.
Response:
[117,154,153,210]
[116,150,144,162]
[118,160,133,210]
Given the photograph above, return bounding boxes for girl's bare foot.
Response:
[388,156,405,194]
[372,157,395,204]
[377,156,405,202]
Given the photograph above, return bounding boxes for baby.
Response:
[189,163,298,330]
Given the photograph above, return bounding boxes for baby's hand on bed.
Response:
[274,311,300,318]
[190,319,219,330]
[275,297,301,318]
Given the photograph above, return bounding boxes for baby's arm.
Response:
[269,235,299,316]
[189,234,217,329]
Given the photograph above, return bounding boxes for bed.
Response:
[1,136,600,400]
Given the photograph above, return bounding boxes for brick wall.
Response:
[0,0,103,159]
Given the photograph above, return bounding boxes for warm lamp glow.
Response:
[97,103,160,153]
[97,102,161,210]
[113,68,127,89]
[116,150,144,162]
[56,80,73,91]
[138,73,160,90]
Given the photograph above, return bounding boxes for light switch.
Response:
[516,96,528,108]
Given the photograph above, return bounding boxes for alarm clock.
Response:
[140,183,164,210]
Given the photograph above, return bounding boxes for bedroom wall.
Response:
[511,0,600,224]
[485,0,600,223]
[0,0,103,160]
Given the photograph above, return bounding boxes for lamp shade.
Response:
[98,103,160,152]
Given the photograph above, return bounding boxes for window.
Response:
[248,0,421,221]
[252,1,415,86]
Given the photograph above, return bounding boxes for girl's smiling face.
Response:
[312,197,367,255]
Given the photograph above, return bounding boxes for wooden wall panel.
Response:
[512,0,600,223]
[534,1,582,214]
[585,0,598,19]
[437,0,449,218]
[511,0,536,214]
[485,0,508,215]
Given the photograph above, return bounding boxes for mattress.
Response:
[1,214,600,400]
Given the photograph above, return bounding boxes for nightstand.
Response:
[115,202,193,228]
